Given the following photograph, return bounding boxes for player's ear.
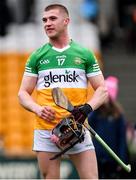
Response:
[64,18,70,25]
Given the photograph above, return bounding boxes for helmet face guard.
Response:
[50,116,85,160]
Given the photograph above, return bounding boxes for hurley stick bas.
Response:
[52,87,131,173]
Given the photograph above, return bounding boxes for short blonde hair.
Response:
[44,4,69,17]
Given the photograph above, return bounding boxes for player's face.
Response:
[42,9,69,39]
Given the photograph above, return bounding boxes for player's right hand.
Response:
[36,106,56,121]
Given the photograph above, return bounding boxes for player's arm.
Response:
[18,75,55,121]
[87,74,108,110]
[18,75,39,112]
[71,73,108,123]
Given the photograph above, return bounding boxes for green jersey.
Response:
[24,40,102,130]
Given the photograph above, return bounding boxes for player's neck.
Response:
[49,33,70,49]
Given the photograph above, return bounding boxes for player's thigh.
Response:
[69,150,98,179]
[36,151,61,179]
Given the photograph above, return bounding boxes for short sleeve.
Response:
[85,50,102,77]
[24,51,38,77]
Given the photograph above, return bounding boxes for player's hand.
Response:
[71,104,93,124]
[36,106,56,121]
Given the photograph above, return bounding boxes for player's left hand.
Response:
[71,103,93,124]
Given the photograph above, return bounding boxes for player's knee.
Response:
[40,170,60,179]
[42,172,47,179]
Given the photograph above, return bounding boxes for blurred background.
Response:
[0,0,136,179]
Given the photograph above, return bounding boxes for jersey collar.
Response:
[52,45,70,52]
[49,40,72,52]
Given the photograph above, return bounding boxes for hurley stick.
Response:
[52,87,131,172]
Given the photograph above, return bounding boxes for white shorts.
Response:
[33,129,94,154]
